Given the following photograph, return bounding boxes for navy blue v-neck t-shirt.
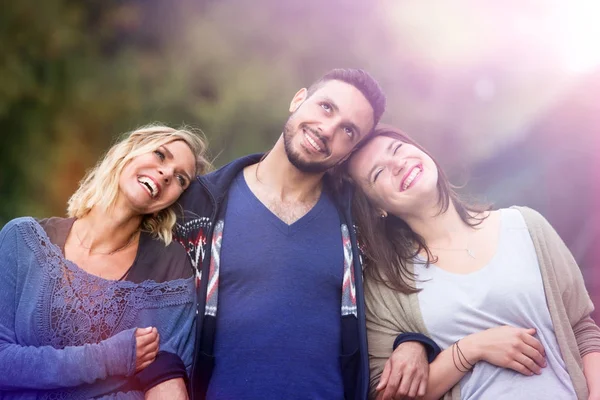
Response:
[206,172,344,400]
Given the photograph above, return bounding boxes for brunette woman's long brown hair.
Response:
[339,124,490,294]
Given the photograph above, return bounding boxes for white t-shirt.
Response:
[415,208,576,399]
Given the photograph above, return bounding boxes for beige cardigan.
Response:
[365,207,600,400]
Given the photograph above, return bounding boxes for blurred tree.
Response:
[0,0,147,222]
[0,0,391,224]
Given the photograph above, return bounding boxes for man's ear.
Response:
[289,88,308,113]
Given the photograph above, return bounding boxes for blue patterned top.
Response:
[0,217,196,399]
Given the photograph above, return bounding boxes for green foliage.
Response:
[0,0,388,223]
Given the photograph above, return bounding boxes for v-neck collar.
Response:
[236,172,328,236]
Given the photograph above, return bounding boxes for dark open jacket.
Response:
[152,154,437,400]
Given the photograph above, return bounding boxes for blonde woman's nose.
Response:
[158,167,173,184]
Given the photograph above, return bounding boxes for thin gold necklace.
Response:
[75,228,139,256]
[429,232,477,259]
[430,245,477,259]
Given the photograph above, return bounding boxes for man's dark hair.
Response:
[306,68,386,128]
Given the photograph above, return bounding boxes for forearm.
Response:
[145,378,188,400]
[422,346,468,400]
[583,352,600,399]
[423,335,481,400]
[0,328,136,390]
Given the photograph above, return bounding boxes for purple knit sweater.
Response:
[0,218,196,399]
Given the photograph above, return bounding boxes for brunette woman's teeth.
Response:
[402,168,421,190]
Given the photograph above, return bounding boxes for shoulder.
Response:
[506,206,567,250]
[486,207,526,230]
[507,206,552,231]
[37,216,74,240]
[1,216,39,238]
[37,216,71,229]
[184,154,262,204]
[0,217,47,259]
[176,157,259,226]
[132,233,193,282]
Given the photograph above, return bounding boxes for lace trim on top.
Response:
[17,218,194,349]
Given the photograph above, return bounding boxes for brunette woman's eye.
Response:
[393,143,403,155]
[177,175,186,187]
[373,168,383,183]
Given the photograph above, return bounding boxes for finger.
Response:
[135,327,153,337]
[395,367,415,398]
[377,361,392,391]
[147,330,159,343]
[149,338,160,352]
[519,340,546,368]
[137,332,157,347]
[141,341,159,356]
[382,369,402,400]
[516,353,542,375]
[143,348,159,363]
[521,332,546,359]
[139,336,160,355]
[137,337,159,353]
[139,348,159,364]
[417,378,427,397]
[508,359,534,376]
[406,374,422,398]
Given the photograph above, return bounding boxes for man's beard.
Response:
[282,118,334,174]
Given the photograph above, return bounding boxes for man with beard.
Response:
[142,69,438,400]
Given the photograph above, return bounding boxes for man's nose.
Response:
[319,117,342,140]
[319,123,336,140]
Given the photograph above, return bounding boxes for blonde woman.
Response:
[0,125,211,399]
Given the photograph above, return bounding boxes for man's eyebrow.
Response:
[366,140,395,181]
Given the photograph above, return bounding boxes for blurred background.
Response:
[1,0,598,318]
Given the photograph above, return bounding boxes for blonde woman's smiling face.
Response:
[118,139,196,215]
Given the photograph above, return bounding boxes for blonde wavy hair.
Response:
[67,124,211,245]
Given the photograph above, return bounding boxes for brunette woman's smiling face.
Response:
[348,135,439,216]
